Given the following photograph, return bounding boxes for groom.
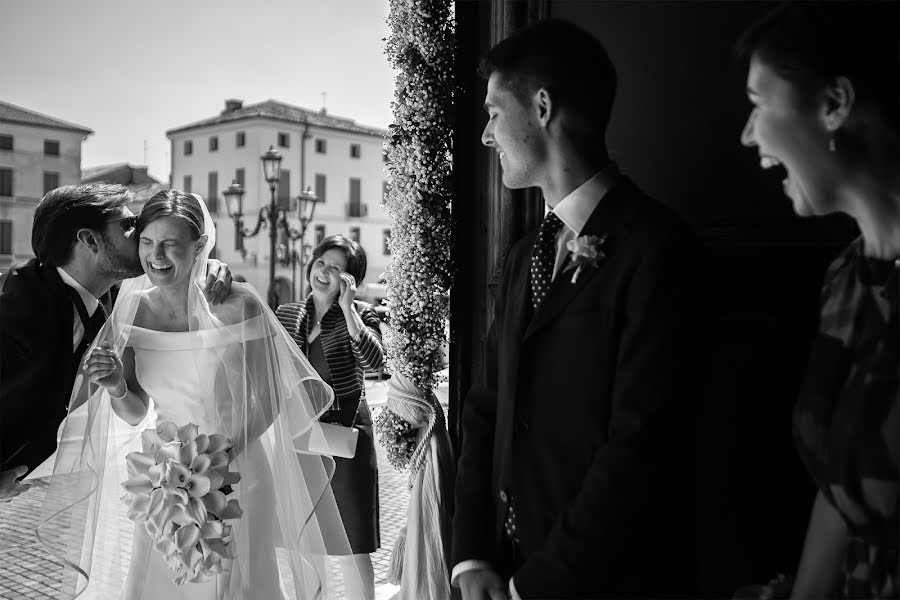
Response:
[0,183,233,499]
[452,20,710,598]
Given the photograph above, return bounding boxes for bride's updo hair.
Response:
[137,189,205,239]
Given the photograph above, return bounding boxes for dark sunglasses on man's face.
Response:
[106,215,138,232]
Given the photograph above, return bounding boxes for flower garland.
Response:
[379,0,454,465]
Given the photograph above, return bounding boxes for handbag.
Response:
[295,421,359,459]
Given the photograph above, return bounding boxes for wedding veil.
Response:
[36,192,361,598]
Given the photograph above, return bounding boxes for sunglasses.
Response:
[105,215,138,232]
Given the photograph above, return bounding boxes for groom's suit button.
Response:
[499,490,508,503]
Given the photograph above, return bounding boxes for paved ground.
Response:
[0,378,443,599]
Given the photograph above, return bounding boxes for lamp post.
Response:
[224,145,319,308]
[280,187,320,301]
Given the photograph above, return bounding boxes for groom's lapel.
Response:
[523,179,635,341]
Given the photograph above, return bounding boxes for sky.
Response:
[0,0,396,182]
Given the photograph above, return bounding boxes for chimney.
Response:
[223,99,243,114]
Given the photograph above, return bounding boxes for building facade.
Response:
[0,100,92,271]
[166,99,392,305]
[80,163,169,216]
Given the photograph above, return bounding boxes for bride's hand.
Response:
[84,342,126,396]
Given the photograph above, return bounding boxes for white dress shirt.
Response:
[57,267,101,351]
[451,163,621,599]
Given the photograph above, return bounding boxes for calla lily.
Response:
[204,470,224,492]
[200,520,225,539]
[207,451,229,471]
[186,496,208,525]
[146,487,166,517]
[193,434,210,454]
[177,423,200,444]
[201,490,227,515]
[125,452,155,477]
[174,523,201,551]
[157,422,178,442]
[147,463,165,487]
[202,537,234,559]
[185,474,211,498]
[154,536,176,557]
[221,471,241,486]
[189,454,211,474]
[206,434,232,454]
[122,473,152,495]
[162,462,191,488]
[218,499,243,520]
[144,519,161,540]
[141,428,166,455]
[179,441,198,468]
[156,442,182,465]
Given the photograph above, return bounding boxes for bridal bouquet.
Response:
[375,406,418,470]
[121,422,243,585]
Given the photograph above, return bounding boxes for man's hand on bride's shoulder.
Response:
[458,568,509,600]
[204,259,233,305]
[0,466,30,501]
[83,342,125,395]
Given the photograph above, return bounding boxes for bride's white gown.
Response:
[120,321,284,600]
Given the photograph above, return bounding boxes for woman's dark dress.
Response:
[793,239,899,598]
[308,334,380,553]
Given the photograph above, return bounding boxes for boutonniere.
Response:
[563,234,607,284]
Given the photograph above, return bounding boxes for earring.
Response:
[828,137,836,153]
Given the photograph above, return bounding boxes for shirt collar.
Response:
[56,266,100,317]
[551,162,620,235]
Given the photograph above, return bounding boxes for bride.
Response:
[37,189,361,599]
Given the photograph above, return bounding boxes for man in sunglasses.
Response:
[0,183,234,499]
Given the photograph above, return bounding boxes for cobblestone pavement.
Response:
[0,379,437,600]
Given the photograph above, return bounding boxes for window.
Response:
[315,224,325,245]
[183,175,192,193]
[315,139,327,154]
[0,168,12,196]
[278,133,289,148]
[315,173,326,204]
[0,135,12,150]
[278,169,290,209]
[236,132,245,147]
[235,168,245,187]
[43,172,59,195]
[349,227,360,243]
[350,144,361,159]
[44,140,60,156]
[207,171,218,213]
[383,228,391,255]
[0,221,11,255]
[348,178,361,217]
[184,140,193,155]
[209,136,219,152]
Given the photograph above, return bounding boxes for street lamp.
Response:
[224,145,320,308]
[284,187,320,300]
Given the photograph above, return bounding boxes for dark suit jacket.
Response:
[0,259,100,472]
[452,178,711,598]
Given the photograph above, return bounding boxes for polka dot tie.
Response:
[530,212,564,311]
